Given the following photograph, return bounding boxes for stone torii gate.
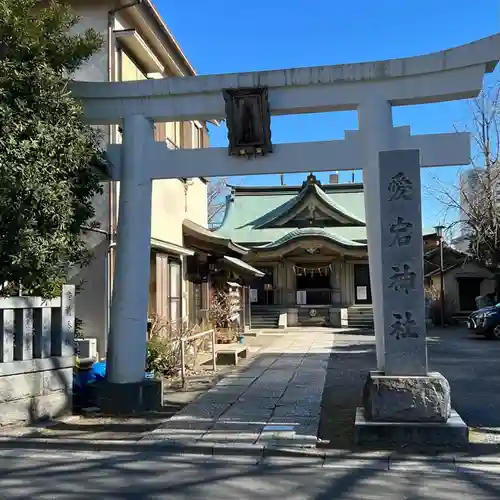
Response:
[74,35,499,439]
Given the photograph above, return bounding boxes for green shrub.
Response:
[146,336,180,377]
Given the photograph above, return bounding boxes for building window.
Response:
[192,121,203,149]
[149,252,183,328]
[155,122,166,142]
[149,253,157,317]
[168,258,182,328]
[188,280,204,327]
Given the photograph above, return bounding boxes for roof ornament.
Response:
[305,246,321,255]
[302,172,321,187]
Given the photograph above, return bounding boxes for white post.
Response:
[357,98,395,372]
[106,114,154,384]
[211,329,216,372]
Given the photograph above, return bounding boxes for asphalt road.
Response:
[319,326,500,448]
[427,327,500,431]
[2,326,500,498]
[1,448,500,499]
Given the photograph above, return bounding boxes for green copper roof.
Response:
[215,178,437,246]
[215,181,367,245]
[255,183,365,228]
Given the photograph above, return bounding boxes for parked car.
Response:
[467,304,500,339]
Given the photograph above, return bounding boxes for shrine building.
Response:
[214,173,439,329]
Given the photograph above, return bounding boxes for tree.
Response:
[0,0,105,297]
[430,84,500,268]
[207,177,229,229]
[460,86,500,269]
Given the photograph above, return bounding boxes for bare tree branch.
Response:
[428,83,500,269]
[207,177,229,229]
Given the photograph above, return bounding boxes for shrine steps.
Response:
[347,306,374,330]
[250,306,280,329]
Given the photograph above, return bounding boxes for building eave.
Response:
[133,0,196,77]
[183,219,248,255]
[253,228,366,251]
[151,238,195,256]
[115,29,165,74]
[222,256,265,278]
[228,182,364,196]
[118,1,219,127]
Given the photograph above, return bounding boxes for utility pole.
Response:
[435,225,446,327]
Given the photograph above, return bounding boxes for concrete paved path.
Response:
[142,329,335,450]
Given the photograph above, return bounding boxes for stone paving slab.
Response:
[236,397,281,409]
[200,431,260,443]
[217,376,257,387]
[141,330,334,451]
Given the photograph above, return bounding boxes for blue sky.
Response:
[156,0,499,230]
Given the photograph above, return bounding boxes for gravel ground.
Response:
[318,326,500,451]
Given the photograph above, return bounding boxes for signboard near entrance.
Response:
[297,290,307,305]
[356,286,367,301]
[250,289,258,303]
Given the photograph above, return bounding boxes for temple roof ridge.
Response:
[254,174,365,229]
[253,227,366,250]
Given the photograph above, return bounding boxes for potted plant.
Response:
[210,289,234,341]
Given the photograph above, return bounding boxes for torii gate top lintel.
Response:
[72,34,500,124]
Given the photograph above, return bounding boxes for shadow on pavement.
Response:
[1,442,500,498]
[319,327,500,452]
[428,327,500,429]
[318,335,376,449]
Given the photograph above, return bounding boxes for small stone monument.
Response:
[355,150,468,446]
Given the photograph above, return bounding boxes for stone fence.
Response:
[0,285,75,426]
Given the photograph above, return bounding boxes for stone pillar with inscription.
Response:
[379,149,428,377]
[357,150,467,445]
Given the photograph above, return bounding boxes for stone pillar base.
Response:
[362,371,451,422]
[354,407,468,447]
[328,308,341,327]
[286,308,298,327]
[97,379,164,415]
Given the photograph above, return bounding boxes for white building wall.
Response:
[70,3,109,83]
[68,1,210,351]
[69,2,112,354]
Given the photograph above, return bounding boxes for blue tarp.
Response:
[73,361,106,391]
[73,361,153,391]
